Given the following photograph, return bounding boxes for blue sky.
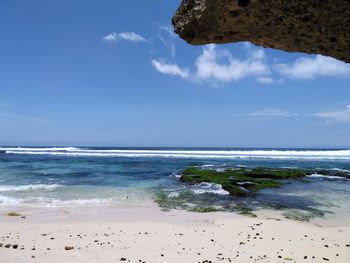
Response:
[0,0,350,148]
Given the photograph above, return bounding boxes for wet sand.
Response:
[0,205,349,263]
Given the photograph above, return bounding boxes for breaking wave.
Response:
[192,182,230,195]
[0,184,62,192]
[307,174,349,180]
[1,147,350,160]
[0,195,114,207]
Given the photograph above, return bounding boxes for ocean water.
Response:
[0,147,350,218]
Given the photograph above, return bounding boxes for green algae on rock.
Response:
[189,206,222,213]
[154,166,347,219]
[180,167,307,197]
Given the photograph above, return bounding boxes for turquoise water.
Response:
[0,147,349,217]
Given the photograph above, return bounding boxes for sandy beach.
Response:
[1,0,350,262]
[1,204,349,263]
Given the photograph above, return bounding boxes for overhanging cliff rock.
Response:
[172,0,350,63]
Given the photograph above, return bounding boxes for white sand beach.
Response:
[1,205,349,263]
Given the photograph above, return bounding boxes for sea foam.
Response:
[0,195,114,207]
[192,182,230,195]
[0,184,62,192]
[307,174,349,180]
[2,147,350,160]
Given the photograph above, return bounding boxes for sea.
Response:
[0,147,349,219]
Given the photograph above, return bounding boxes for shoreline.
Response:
[1,198,350,226]
[1,205,350,263]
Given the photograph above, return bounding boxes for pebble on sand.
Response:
[65,246,74,251]
[7,212,21,217]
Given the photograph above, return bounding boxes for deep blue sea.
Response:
[0,147,350,218]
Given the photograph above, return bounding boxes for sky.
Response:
[0,0,350,148]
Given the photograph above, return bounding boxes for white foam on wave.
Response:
[0,195,114,207]
[0,184,62,192]
[167,192,180,198]
[0,195,21,205]
[2,147,350,160]
[307,174,349,180]
[0,147,79,152]
[192,182,230,195]
[200,164,216,167]
[330,168,350,173]
[48,198,114,207]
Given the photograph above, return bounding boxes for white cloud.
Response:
[159,25,176,58]
[151,60,189,79]
[102,32,146,43]
[275,55,350,79]
[314,105,350,123]
[237,105,350,123]
[151,43,350,85]
[237,109,299,118]
[159,25,176,38]
[257,76,275,84]
[194,45,270,82]
[151,45,271,84]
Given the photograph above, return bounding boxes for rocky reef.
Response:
[173,0,350,63]
[154,166,349,218]
[179,167,349,197]
[180,167,304,197]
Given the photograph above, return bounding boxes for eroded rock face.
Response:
[173,0,350,63]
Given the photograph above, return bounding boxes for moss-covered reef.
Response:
[180,166,350,197]
[154,166,345,219]
[180,167,308,197]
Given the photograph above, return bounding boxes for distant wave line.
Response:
[1,147,350,155]
[3,150,350,160]
[0,147,79,152]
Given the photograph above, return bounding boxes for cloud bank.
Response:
[151,43,350,84]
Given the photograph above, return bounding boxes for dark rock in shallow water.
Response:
[173,0,350,63]
[155,166,346,218]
